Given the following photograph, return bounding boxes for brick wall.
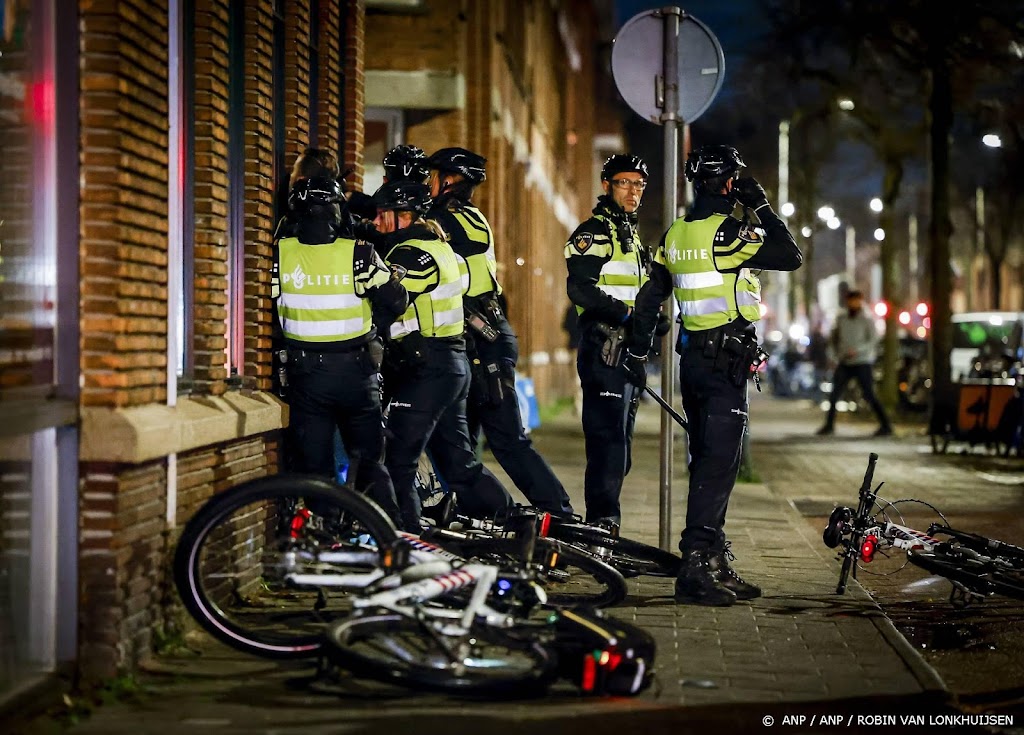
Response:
[73,0,365,679]
[193,0,230,393]
[242,3,277,391]
[79,0,170,409]
[342,0,365,188]
[364,0,614,401]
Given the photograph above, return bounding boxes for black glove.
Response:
[622,350,648,390]
[733,177,769,211]
[654,312,672,337]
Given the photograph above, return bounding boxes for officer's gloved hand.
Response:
[733,177,770,211]
[655,312,672,337]
[622,350,648,390]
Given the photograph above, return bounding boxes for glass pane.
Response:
[0,430,54,693]
[0,0,56,395]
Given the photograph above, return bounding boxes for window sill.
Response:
[80,391,288,464]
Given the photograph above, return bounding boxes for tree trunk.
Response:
[988,250,1004,309]
[878,160,903,413]
[927,53,956,435]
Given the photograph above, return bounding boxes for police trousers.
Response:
[285,347,402,527]
[467,318,575,516]
[385,339,512,531]
[577,325,640,524]
[678,345,749,552]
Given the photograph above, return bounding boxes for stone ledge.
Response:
[80,391,289,464]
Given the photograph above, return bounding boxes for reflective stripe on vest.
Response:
[661,214,762,330]
[389,238,465,340]
[277,237,371,342]
[451,206,501,297]
[575,213,647,315]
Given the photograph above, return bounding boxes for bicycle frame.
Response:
[282,531,537,633]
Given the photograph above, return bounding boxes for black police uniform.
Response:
[430,203,575,516]
[276,215,407,527]
[380,223,512,531]
[565,195,648,524]
[632,178,802,604]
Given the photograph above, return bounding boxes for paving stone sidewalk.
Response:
[38,394,959,735]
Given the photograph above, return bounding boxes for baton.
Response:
[643,384,689,431]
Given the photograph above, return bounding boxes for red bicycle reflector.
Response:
[539,512,551,538]
[860,534,878,563]
[581,654,596,692]
[289,508,312,538]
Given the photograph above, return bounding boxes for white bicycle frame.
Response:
[283,531,540,632]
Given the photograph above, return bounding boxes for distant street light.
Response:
[780,202,795,217]
[837,98,855,111]
[827,216,841,230]
[982,133,1003,148]
[817,205,834,221]
[874,228,885,241]
[801,226,812,237]
[869,197,883,212]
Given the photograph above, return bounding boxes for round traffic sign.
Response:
[611,9,725,124]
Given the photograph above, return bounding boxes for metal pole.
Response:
[777,120,791,331]
[658,6,681,552]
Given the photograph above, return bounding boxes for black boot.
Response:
[708,541,762,600]
[674,549,737,606]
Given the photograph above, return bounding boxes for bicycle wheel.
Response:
[174,474,398,659]
[909,546,1024,601]
[547,522,681,578]
[423,531,628,609]
[324,611,555,694]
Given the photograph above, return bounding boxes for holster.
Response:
[469,356,505,407]
[385,332,428,373]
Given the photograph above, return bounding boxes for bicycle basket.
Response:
[553,608,655,696]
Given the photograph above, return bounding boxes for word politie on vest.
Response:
[281,264,352,288]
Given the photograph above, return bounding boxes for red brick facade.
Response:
[73,0,366,679]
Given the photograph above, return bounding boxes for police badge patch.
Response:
[737,224,764,243]
[389,263,408,282]
[573,231,594,253]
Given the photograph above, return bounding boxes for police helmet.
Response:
[288,175,342,214]
[685,145,745,182]
[371,180,433,215]
[426,147,487,183]
[601,154,649,181]
[383,144,429,183]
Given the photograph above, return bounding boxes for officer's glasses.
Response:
[610,178,647,191]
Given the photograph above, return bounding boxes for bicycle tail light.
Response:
[539,512,552,538]
[860,534,878,563]
[289,507,312,539]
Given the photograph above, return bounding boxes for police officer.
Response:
[383,144,430,184]
[426,147,574,516]
[565,154,651,527]
[276,162,407,527]
[372,179,513,531]
[629,144,802,605]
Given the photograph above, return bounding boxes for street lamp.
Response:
[982,133,1002,148]
[869,197,883,213]
[874,228,885,241]
[780,202,795,217]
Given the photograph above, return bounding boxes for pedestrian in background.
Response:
[816,290,893,437]
[630,144,802,606]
